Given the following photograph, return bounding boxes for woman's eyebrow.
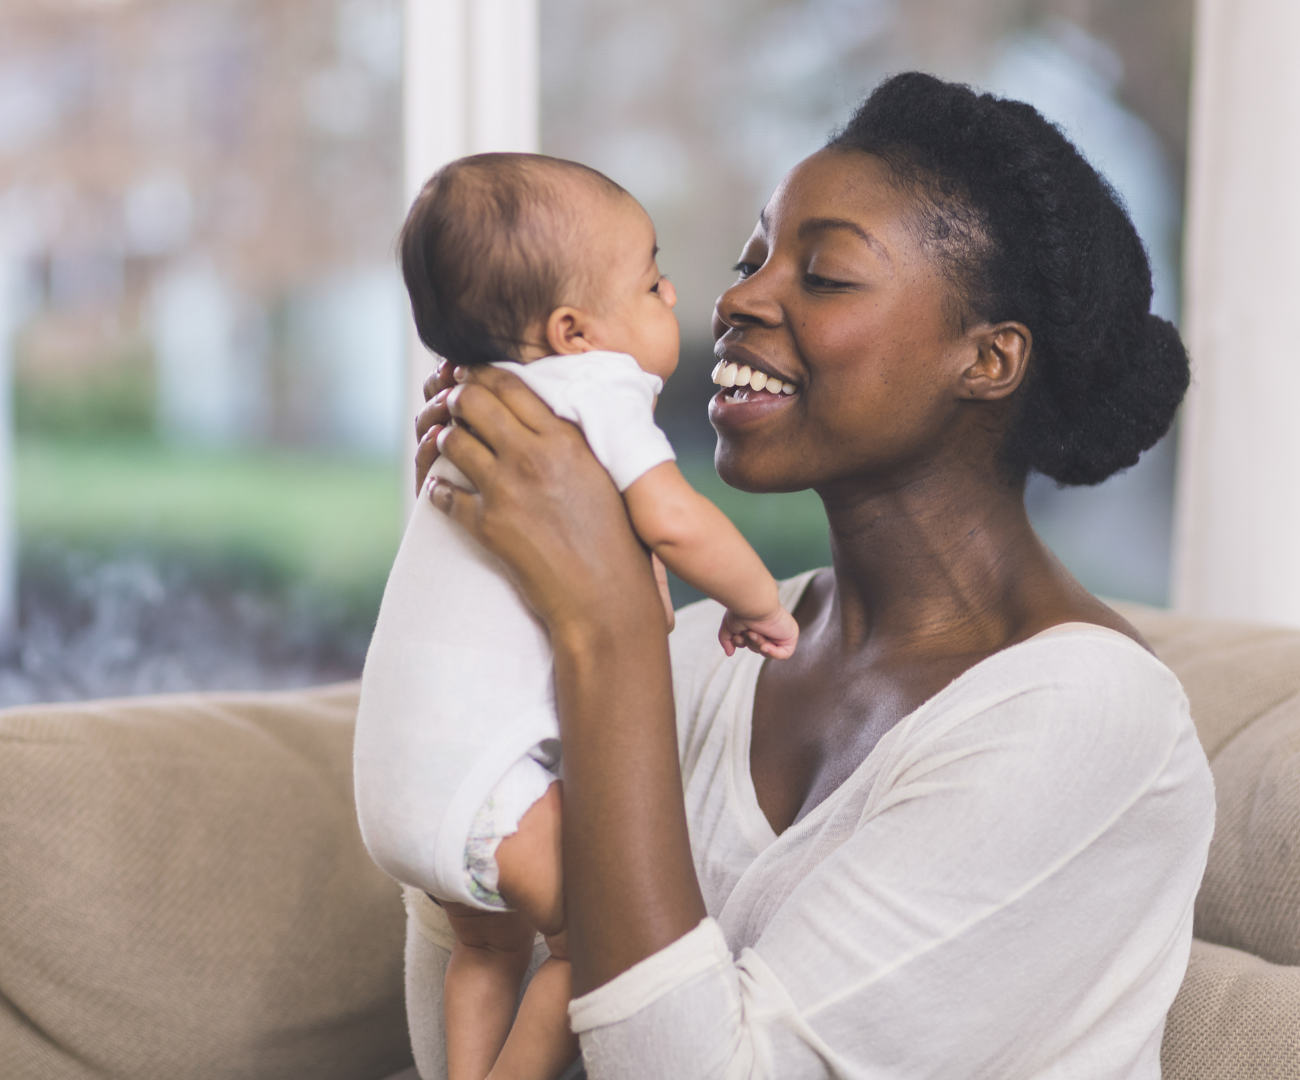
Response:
[798,217,892,264]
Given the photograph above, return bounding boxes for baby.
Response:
[353,152,799,1080]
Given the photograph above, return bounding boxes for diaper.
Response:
[464,753,560,909]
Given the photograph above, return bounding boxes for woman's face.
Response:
[710,148,983,496]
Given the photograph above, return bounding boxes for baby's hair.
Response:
[830,73,1190,486]
[400,152,629,367]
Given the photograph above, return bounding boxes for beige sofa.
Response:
[2,605,1298,1079]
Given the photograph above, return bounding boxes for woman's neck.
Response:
[816,464,1062,655]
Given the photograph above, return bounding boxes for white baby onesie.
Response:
[354,351,676,909]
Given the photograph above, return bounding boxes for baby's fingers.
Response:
[759,639,797,660]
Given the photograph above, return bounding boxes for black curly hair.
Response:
[829,72,1189,486]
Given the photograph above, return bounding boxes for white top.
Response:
[497,351,675,492]
[354,350,675,906]
[568,572,1216,1079]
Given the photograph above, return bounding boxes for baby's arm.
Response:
[624,462,798,659]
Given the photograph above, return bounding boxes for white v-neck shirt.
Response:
[568,571,1215,1080]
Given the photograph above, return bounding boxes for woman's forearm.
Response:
[552,602,707,996]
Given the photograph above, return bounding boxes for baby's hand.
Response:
[719,605,799,660]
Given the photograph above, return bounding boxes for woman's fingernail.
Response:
[432,388,450,406]
[428,478,450,510]
[436,358,449,376]
[436,425,452,452]
[453,365,468,382]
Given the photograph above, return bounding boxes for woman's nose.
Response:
[714,274,781,332]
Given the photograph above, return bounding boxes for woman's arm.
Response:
[429,366,706,994]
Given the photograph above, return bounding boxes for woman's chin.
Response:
[712,444,805,495]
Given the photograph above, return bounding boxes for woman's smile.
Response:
[708,340,800,429]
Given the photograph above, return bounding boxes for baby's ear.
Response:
[545,306,596,355]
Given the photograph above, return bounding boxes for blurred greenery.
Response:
[15,353,155,439]
[672,452,831,606]
[14,438,833,613]
[15,437,404,601]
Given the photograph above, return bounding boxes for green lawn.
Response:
[14,438,833,604]
[16,438,406,593]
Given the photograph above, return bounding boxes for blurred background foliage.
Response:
[0,0,1193,699]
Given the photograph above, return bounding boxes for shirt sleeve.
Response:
[568,640,1215,1079]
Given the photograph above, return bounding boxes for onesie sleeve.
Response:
[568,635,1215,1079]
[499,354,676,492]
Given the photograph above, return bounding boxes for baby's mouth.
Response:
[710,360,797,397]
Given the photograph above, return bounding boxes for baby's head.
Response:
[400,152,678,381]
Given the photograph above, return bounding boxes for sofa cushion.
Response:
[1162,938,1300,1080]
[1117,603,1300,966]
[1192,692,1300,965]
[0,682,412,1080]
[1113,603,1300,760]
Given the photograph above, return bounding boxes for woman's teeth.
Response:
[710,361,796,395]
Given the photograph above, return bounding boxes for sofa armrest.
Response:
[0,683,412,1080]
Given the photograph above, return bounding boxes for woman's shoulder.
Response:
[919,621,1199,770]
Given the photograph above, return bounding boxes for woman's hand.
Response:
[429,365,667,643]
[414,361,457,494]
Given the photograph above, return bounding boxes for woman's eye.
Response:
[804,272,850,289]
[732,262,759,279]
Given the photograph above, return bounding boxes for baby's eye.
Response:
[650,276,665,293]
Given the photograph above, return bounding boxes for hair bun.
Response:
[1031,314,1190,486]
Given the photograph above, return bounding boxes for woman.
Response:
[403,73,1214,1079]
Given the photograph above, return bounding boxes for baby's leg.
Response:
[495,779,565,935]
[443,904,536,1080]
[488,951,579,1080]
[484,782,577,1080]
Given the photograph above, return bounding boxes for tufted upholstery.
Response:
[1115,604,1300,1078]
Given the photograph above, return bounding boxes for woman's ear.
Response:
[545,306,597,356]
[958,321,1032,402]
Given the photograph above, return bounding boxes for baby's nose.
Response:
[660,278,677,308]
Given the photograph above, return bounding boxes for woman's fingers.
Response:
[423,360,454,403]
[457,365,570,436]
[434,421,497,492]
[444,378,585,478]
[428,476,480,532]
[415,387,452,444]
[415,390,451,442]
[414,424,442,495]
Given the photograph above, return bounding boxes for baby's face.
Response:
[569,191,679,382]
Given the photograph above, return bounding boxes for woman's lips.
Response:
[708,359,798,428]
[710,359,797,396]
